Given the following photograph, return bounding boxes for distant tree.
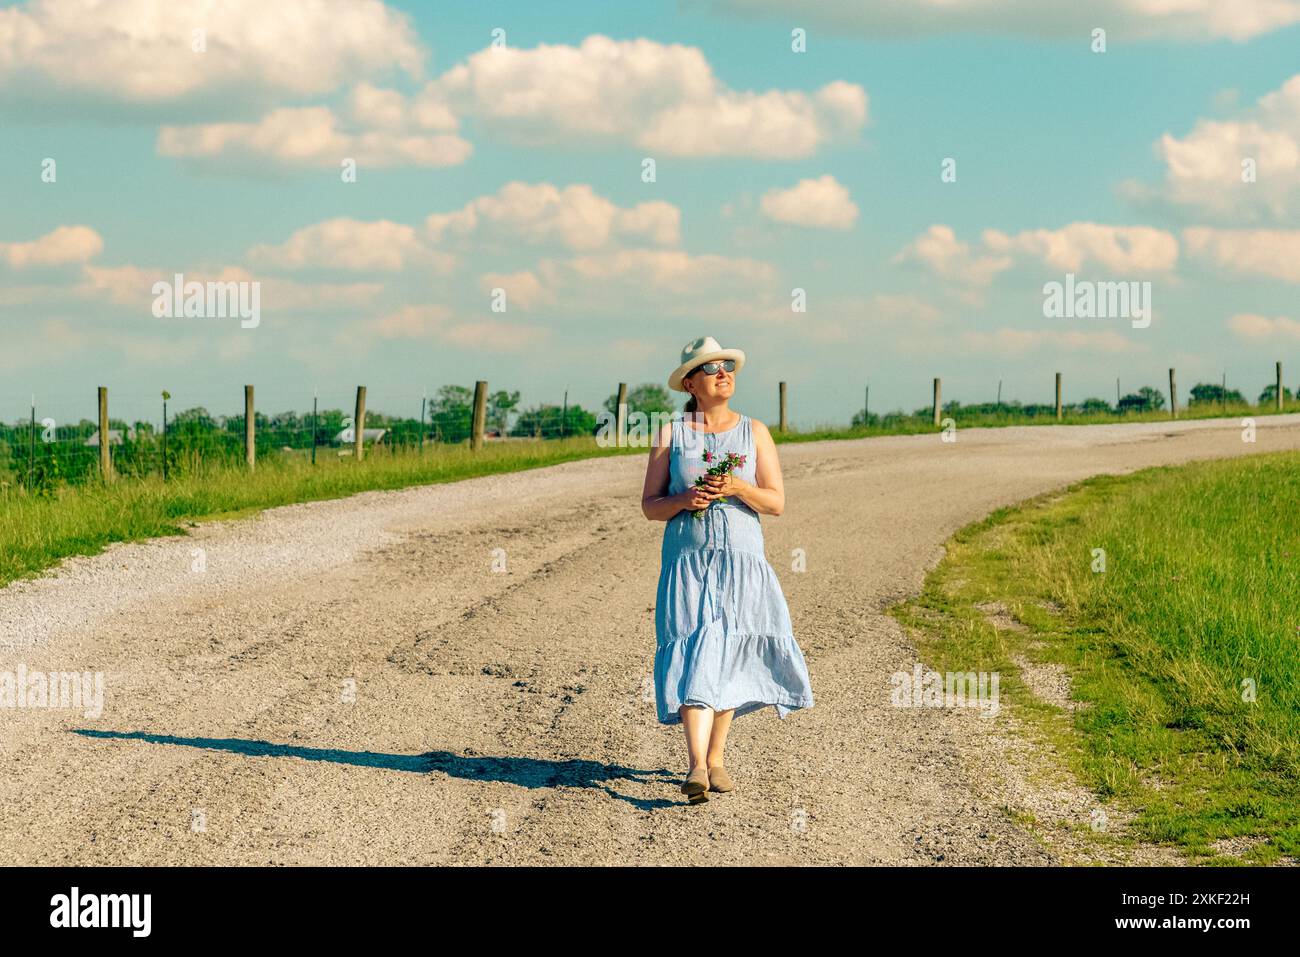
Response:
[171,407,218,430]
[428,385,474,443]
[261,411,303,448]
[1019,403,1057,417]
[1258,383,1295,406]
[487,389,521,433]
[223,411,271,437]
[1078,397,1112,413]
[1118,387,1166,413]
[268,411,301,430]
[605,383,673,420]
[1189,382,1245,406]
[511,403,598,438]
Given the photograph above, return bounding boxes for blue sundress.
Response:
[653,412,815,725]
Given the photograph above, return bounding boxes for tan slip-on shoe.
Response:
[681,766,710,804]
[707,765,734,793]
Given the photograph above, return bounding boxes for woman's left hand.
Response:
[704,473,746,498]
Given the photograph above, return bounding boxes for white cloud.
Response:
[557,249,774,290]
[365,305,452,339]
[250,185,681,275]
[1132,74,1300,221]
[158,105,472,169]
[144,33,865,169]
[0,226,102,268]
[489,249,781,319]
[893,225,1013,286]
[1228,312,1300,340]
[0,0,423,108]
[79,264,160,305]
[984,222,1179,273]
[440,319,548,350]
[248,218,453,273]
[79,264,381,311]
[1184,226,1300,282]
[479,271,552,311]
[760,175,858,230]
[431,35,866,158]
[426,182,680,250]
[706,0,1300,41]
[347,81,458,132]
[897,222,1178,287]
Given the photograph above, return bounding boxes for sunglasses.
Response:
[691,359,736,376]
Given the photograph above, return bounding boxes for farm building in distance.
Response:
[84,428,137,446]
[331,427,387,446]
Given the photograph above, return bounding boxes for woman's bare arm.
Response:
[710,418,784,516]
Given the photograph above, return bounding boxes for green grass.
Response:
[890,450,1300,864]
[780,400,1288,442]
[0,436,642,587]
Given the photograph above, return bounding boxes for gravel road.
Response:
[3,414,1298,865]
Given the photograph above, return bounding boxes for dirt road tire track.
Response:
[3,414,1298,864]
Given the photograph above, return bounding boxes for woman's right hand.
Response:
[680,485,719,513]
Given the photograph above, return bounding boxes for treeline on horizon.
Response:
[902,380,1292,421]
[1,380,1293,493]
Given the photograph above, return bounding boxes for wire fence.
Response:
[0,384,610,493]
[1,368,1292,494]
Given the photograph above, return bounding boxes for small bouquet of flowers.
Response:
[692,450,747,519]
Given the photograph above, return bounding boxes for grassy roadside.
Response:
[0,436,641,587]
[890,450,1300,864]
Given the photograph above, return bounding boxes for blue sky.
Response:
[3,0,1300,428]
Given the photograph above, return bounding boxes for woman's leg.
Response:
[679,705,714,771]
[706,708,735,767]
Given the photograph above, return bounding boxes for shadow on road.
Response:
[71,729,680,809]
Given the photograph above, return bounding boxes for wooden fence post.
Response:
[1169,368,1177,419]
[932,377,942,427]
[1278,361,1284,412]
[471,380,487,450]
[162,392,169,481]
[615,382,627,447]
[778,381,787,432]
[1055,372,1062,420]
[354,385,367,460]
[97,386,111,479]
[244,384,255,470]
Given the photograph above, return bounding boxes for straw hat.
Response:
[667,336,746,392]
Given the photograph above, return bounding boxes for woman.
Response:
[640,336,815,805]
